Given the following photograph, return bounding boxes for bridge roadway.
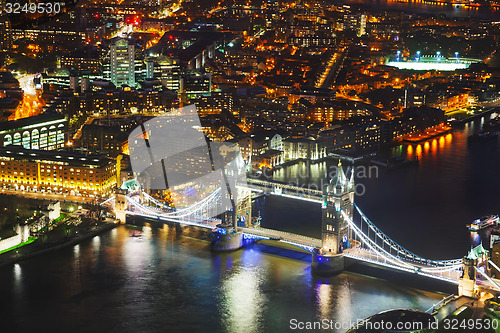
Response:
[126,204,221,229]
[244,179,323,202]
[239,226,462,283]
[246,178,322,195]
[239,226,321,250]
[125,196,322,249]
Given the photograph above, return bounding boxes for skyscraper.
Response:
[109,38,136,87]
[344,12,367,37]
[0,15,11,49]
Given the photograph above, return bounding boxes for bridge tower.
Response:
[321,161,354,254]
[236,187,252,228]
[210,160,248,251]
[459,243,490,297]
[312,161,354,275]
[114,188,128,223]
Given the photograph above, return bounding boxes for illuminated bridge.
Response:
[101,172,499,294]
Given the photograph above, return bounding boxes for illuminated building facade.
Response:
[0,112,67,150]
[145,56,181,91]
[289,35,336,47]
[0,146,116,196]
[309,105,371,122]
[0,16,12,49]
[109,38,137,87]
[79,123,129,156]
[344,13,366,37]
[282,137,326,161]
[181,73,212,99]
[319,121,382,152]
[236,132,282,164]
[60,45,102,75]
[192,91,233,116]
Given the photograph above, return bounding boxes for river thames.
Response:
[1,113,498,332]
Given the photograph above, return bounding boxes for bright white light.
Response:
[220,258,264,332]
[387,61,470,71]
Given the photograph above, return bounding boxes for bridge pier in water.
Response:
[210,187,254,252]
[210,226,245,251]
[311,251,345,275]
[210,211,245,251]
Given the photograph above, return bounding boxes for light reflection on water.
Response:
[269,112,499,260]
[13,263,22,292]
[0,224,445,332]
[5,114,499,332]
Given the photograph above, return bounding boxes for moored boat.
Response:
[467,215,499,231]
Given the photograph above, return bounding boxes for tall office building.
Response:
[0,15,12,49]
[110,38,136,87]
[344,13,367,37]
[357,13,366,37]
[145,56,181,91]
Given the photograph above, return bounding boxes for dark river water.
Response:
[2,2,499,331]
[2,113,498,332]
[0,226,445,333]
[333,0,500,19]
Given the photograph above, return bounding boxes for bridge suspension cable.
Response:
[342,208,462,275]
[125,188,224,223]
[354,204,462,267]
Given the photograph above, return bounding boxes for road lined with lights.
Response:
[0,188,100,204]
[316,46,347,89]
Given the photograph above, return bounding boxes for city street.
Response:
[0,188,101,204]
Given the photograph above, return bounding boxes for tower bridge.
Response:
[103,163,499,296]
[243,178,324,203]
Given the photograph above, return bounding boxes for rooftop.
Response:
[0,146,114,168]
[0,112,66,133]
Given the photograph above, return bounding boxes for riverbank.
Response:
[449,106,499,126]
[401,125,452,144]
[0,222,117,268]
